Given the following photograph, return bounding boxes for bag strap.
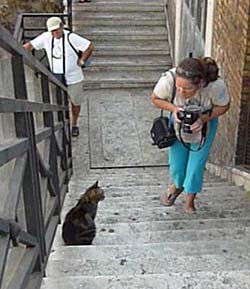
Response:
[178,122,207,152]
[51,33,66,75]
[160,70,176,117]
[67,32,80,57]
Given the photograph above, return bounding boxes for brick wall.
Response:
[210,0,250,167]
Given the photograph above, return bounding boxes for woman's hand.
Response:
[173,107,184,124]
[191,118,203,133]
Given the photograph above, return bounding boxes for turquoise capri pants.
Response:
[169,118,218,194]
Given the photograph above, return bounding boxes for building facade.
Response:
[166,0,250,184]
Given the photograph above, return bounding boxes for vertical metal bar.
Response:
[22,112,47,262]
[63,89,72,170]
[11,54,46,268]
[41,75,61,214]
[56,87,68,177]
[67,0,73,31]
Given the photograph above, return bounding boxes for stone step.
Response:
[63,192,250,211]
[69,181,244,192]
[73,11,165,22]
[94,226,250,245]
[41,270,250,289]
[54,224,250,246]
[45,252,250,277]
[93,42,169,51]
[93,207,250,224]
[89,39,170,48]
[92,48,170,56]
[84,71,162,81]
[82,79,155,89]
[49,238,250,260]
[82,0,163,3]
[73,18,165,26]
[78,31,168,41]
[86,0,163,3]
[84,55,171,65]
[95,218,250,234]
[85,64,168,72]
[81,26,167,34]
[72,3,164,12]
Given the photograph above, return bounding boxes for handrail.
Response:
[0,24,72,289]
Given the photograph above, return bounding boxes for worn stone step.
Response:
[49,238,250,260]
[73,18,165,26]
[81,0,163,3]
[45,252,250,277]
[68,169,222,181]
[69,181,245,194]
[98,217,250,233]
[63,192,250,212]
[93,207,250,224]
[85,0,163,3]
[85,65,168,72]
[73,11,165,21]
[72,3,164,12]
[90,39,170,48]
[41,270,250,289]
[84,71,162,81]
[82,79,155,89]
[81,25,167,34]
[55,224,250,246]
[92,49,170,56]
[84,55,171,65]
[78,32,168,41]
[94,226,250,245]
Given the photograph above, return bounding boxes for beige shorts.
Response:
[67,81,83,105]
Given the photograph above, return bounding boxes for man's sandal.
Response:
[161,187,183,207]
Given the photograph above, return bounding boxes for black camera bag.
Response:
[151,113,176,148]
[150,70,176,149]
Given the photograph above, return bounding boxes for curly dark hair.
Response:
[176,57,219,86]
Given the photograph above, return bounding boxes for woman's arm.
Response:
[151,92,177,113]
[200,103,230,124]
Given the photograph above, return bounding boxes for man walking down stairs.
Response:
[41,0,250,288]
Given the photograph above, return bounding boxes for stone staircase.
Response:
[73,0,172,89]
[41,0,250,288]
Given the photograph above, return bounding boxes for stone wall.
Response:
[210,0,250,168]
[165,0,175,59]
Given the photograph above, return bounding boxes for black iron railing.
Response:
[13,0,72,43]
[0,24,72,289]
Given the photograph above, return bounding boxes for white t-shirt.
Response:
[153,68,230,143]
[31,30,91,85]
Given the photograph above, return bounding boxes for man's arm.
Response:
[77,43,94,66]
[23,42,34,51]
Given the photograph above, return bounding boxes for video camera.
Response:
[177,105,209,134]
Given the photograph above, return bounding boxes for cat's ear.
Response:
[93,180,99,188]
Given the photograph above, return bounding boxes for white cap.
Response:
[46,17,63,32]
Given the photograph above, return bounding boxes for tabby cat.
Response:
[62,181,105,245]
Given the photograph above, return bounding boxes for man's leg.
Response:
[71,102,81,127]
[71,103,81,137]
[67,81,84,137]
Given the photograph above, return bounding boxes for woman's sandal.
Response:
[161,187,183,207]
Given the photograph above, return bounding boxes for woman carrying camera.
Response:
[151,57,230,213]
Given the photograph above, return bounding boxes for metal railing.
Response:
[0,24,72,289]
[13,0,72,43]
